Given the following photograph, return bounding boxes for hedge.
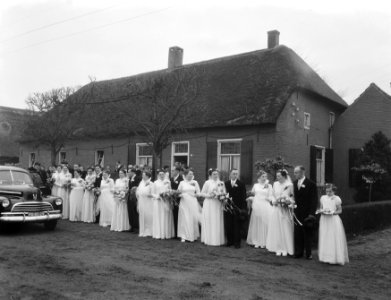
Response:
[341,200,391,236]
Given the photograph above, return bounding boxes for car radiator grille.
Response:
[11,202,54,213]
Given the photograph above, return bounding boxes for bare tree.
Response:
[116,67,206,174]
[23,86,86,165]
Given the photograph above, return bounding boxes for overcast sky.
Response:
[0,0,390,109]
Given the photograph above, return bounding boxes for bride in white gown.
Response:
[266,169,294,256]
[111,170,130,232]
[200,169,225,246]
[97,171,115,227]
[137,171,154,237]
[177,169,202,242]
[151,170,175,239]
[58,166,72,220]
[247,171,274,248]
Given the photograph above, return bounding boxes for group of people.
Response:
[41,161,348,266]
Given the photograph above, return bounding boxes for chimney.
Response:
[168,46,183,69]
[267,30,280,49]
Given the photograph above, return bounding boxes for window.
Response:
[59,151,66,164]
[136,143,153,167]
[218,139,241,181]
[315,146,325,186]
[171,141,190,167]
[29,152,36,167]
[95,150,104,167]
[329,112,335,127]
[304,112,311,129]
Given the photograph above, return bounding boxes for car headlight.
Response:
[0,196,10,208]
[54,198,62,206]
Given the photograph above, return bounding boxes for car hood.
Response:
[0,184,40,200]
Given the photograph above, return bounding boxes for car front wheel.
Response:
[44,220,58,230]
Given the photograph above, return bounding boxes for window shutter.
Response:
[240,139,253,185]
[128,143,136,165]
[325,148,333,183]
[310,145,317,182]
[206,141,217,178]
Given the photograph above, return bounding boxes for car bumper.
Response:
[0,210,62,222]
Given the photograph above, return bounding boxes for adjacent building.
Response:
[333,83,391,203]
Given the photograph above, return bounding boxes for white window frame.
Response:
[95,150,105,167]
[171,141,190,167]
[59,151,66,165]
[304,112,311,130]
[136,143,153,167]
[217,139,242,177]
[29,152,36,167]
[315,145,325,187]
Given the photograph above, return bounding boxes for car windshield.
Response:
[0,170,33,185]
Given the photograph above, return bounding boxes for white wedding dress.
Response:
[111,178,130,232]
[318,195,349,265]
[247,182,274,248]
[266,181,294,255]
[51,172,61,197]
[201,179,225,246]
[152,179,175,239]
[58,172,72,220]
[69,178,84,222]
[177,180,202,242]
[98,178,115,227]
[81,174,96,223]
[137,180,154,237]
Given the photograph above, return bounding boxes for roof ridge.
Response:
[88,46,286,85]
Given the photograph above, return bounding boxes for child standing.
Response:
[318,184,349,265]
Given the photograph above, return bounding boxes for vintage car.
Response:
[0,166,62,230]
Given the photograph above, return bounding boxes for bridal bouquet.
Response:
[114,190,127,202]
[212,192,238,214]
[93,188,101,197]
[86,182,94,191]
[276,196,296,209]
[160,190,181,207]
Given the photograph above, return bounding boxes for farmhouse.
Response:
[19,31,348,186]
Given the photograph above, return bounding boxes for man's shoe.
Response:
[306,255,313,260]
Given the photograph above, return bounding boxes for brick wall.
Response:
[276,90,345,177]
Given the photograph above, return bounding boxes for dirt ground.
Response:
[0,221,390,300]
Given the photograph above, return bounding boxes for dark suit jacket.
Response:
[170,175,183,190]
[293,178,318,222]
[129,175,142,190]
[94,173,103,188]
[224,179,247,210]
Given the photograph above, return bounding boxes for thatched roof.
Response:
[27,45,349,139]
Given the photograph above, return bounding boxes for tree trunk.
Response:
[159,151,163,170]
[50,145,58,166]
[152,152,157,181]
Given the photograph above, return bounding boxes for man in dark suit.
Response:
[293,165,318,259]
[224,169,247,248]
[170,166,183,238]
[127,168,142,233]
[94,165,103,224]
